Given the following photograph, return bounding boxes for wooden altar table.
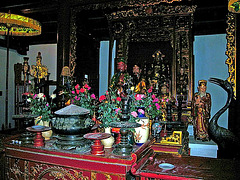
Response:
[4,135,150,180]
[131,149,240,180]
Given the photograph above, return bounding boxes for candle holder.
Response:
[84,133,111,155]
[26,126,51,147]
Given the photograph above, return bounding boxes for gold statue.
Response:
[30,52,48,82]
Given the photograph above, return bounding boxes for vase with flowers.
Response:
[97,88,123,148]
[131,87,164,144]
[28,92,56,140]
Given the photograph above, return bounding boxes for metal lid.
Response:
[54,104,90,116]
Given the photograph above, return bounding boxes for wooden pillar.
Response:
[227,13,240,138]
[57,0,70,88]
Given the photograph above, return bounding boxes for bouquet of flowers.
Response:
[97,88,123,127]
[28,93,56,123]
[70,83,97,116]
[131,87,163,119]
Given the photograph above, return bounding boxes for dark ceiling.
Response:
[0,0,228,55]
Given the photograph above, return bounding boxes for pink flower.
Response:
[74,96,80,100]
[116,97,121,102]
[115,108,121,114]
[46,103,49,107]
[131,111,138,118]
[148,88,152,93]
[72,91,75,94]
[152,94,156,99]
[138,108,145,115]
[33,94,37,99]
[99,95,106,102]
[153,98,159,103]
[91,94,96,99]
[106,91,109,95]
[155,103,161,110]
[80,88,85,93]
[135,94,144,100]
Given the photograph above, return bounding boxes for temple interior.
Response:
[0,0,240,179]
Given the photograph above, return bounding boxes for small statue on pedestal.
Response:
[30,52,48,92]
[191,80,211,141]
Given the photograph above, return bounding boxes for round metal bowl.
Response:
[51,114,94,136]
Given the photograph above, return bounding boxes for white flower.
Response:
[37,93,44,99]
[27,98,31,102]
[50,94,56,99]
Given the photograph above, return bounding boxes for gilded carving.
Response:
[91,172,97,180]
[104,173,112,180]
[69,9,77,77]
[69,1,195,102]
[226,12,236,98]
[108,5,195,101]
[107,5,196,21]
[36,165,89,180]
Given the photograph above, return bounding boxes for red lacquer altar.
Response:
[4,134,149,180]
[4,135,240,180]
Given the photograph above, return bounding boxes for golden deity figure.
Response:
[30,52,48,82]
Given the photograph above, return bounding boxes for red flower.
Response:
[116,97,121,102]
[76,89,80,94]
[84,84,91,90]
[75,84,80,90]
[99,95,106,102]
[80,88,85,93]
[148,88,152,93]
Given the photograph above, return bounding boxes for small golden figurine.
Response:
[30,52,48,82]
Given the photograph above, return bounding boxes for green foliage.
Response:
[97,88,123,127]
[28,93,55,122]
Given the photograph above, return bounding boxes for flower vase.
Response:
[134,117,149,145]
[34,117,52,140]
[101,127,114,149]
[42,121,52,140]
[137,107,145,117]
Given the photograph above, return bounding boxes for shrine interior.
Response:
[0,0,240,179]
